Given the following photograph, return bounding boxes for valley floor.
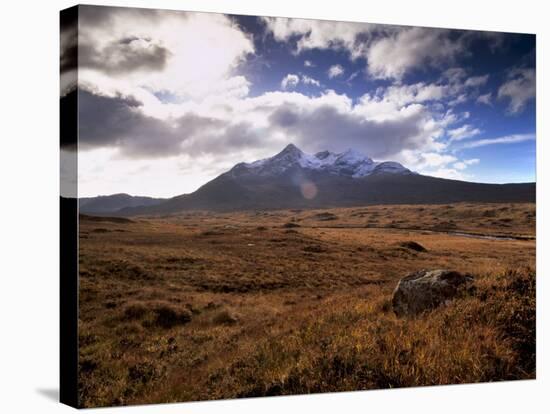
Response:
[77,203,536,407]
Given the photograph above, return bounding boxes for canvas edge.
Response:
[60,4,79,409]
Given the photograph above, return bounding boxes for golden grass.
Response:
[77,203,536,407]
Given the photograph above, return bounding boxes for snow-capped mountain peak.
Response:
[232,144,412,178]
[372,161,411,175]
[273,143,303,160]
[336,148,373,164]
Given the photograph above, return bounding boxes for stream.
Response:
[307,224,534,241]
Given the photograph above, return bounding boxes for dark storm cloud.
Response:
[78,4,169,30]
[269,104,427,158]
[78,89,142,148]
[60,6,79,147]
[78,37,172,75]
[78,89,226,158]
[60,7,78,75]
[78,85,436,161]
[269,105,300,127]
[78,4,173,76]
[210,122,265,151]
[60,6,78,100]
[60,5,176,78]
[60,41,78,74]
[77,88,271,158]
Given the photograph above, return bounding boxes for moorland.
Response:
[77,202,536,407]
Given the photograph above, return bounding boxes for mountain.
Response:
[109,144,534,216]
[79,193,166,214]
[231,144,412,178]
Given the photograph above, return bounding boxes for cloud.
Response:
[328,64,345,78]
[453,158,480,170]
[497,68,536,113]
[79,35,172,76]
[346,71,359,83]
[426,167,469,180]
[435,68,491,108]
[304,60,315,67]
[79,76,461,164]
[301,75,321,87]
[262,18,471,81]
[366,28,466,80]
[78,12,445,161]
[77,88,228,157]
[269,103,427,158]
[371,75,487,112]
[261,16,373,57]
[261,89,451,158]
[60,8,78,96]
[281,74,321,89]
[382,82,447,106]
[461,133,535,149]
[327,65,345,79]
[448,124,482,141]
[77,6,254,101]
[77,147,243,198]
[465,74,489,87]
[476,92,492,106]
[404,152,458,169]
[74,9,510,185]
[281,73,300,90]
[399,151,479,181]
[442,67,467,84]
[448,93,468,107]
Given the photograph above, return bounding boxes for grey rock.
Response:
[392,269,474,316]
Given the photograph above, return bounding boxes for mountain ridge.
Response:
[78,144,536,216]
[230,144,412,178]
[79,193,167,214]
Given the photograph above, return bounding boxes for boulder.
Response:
[392,269,473,316]
[399,241,427,252]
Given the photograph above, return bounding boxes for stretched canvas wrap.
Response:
[60,4,536,408]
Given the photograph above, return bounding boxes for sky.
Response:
[60,5,536,198]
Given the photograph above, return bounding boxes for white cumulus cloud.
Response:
[77,6,254,101]
[476,92,492,106]
[465,75,489,87]
[281,73,300,90]
[498,68,536,114]
[261,16,373,57]
[328,64,345,78]
[453,158,480,170]
[366,28,466,80]
[301,75,321,87]
[448,124,482,141]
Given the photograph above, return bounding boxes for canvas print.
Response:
[60,5,536,408]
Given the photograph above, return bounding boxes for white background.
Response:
[0,0,547,412]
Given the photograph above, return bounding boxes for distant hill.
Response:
[79,193,166,214]
[104,144,535,216]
